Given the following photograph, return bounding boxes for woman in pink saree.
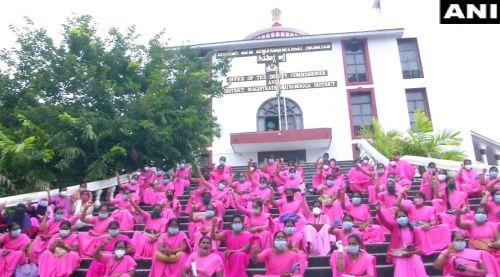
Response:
[366,163,388,203]
[455,159,482,197]
[420,162,438,200]
[376,204,428,277]
[397,189,451,255]
[93,239,137,277]
[330,214,363,246]
[159,189,182,217]
[38,238,80,277]
[282,220,308,275]
[393,151,416,180]
[183,236,224,277]
[250,177,272,212]
[482,166,500,191]
[211,215,253,277]
[78,203,116,257]
[29,206,68,262]
[339,191,386,243]
[432,180,470,229]
[233,172,254,208]
[107,188,138,231]
[268,188,307,233]
[46,221,79,253]
[481,190,500,222]
[0,222,31,276]
[150,218,190,277]
[86,221,135,277]
[348,160,372,193]
[434,231,499,277]
[129,201,169,258]
[173,161,191,196]
[232,193,272,249]
[250,231,303,277]
[329,233,376,277]
[189,203,222,252]
[301,197,333,256]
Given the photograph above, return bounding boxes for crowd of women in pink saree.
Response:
[0,152,499,277]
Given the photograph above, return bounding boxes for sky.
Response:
[1,0,499,150]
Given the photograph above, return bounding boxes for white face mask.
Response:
[438,174,446,181]
[312,207,321,215]
[250,167,255,171]
[323,165,329,170]
[464,165,472,170]
[60,191,67,197]
[115,249,126,258]
[390,161,396,166]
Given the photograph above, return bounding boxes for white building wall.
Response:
[211,35,432,166]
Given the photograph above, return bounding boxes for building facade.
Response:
[194,18,430,166]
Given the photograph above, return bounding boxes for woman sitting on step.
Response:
[376,203,429,277]
[301,196,333,256]
[0,222,31,276]
[183,236,223,277]
[329,233,376,277]
[93,239,136,277]
[38,238,80,277]
[107,188,139,231]
[77,202,116,257]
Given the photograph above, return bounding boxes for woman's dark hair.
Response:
[54,206,64,214]
[232,214,243,222]
[98,204,108,211]
[115,240,128,250]
[7,222,20,231]
[59,220,72,229]
[35,200,48,216]
[199,235,212,244]
[414,191,426,200]
[451,231,464,241]
[312,200,322,207]
[347,233,363,246]
[273,231,286,240]
[253,198,263,207]
[343,214,354,221]
[108,221,120,229]
[168,218,179,226]
[284,219,295,226]
[10,203,27,228]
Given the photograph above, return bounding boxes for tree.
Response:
[360,110,466,161]
[0,15,229,195]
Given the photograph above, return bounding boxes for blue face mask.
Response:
[495,194,500,204]
[347,245,360,254]
[343,221,354,230]
[205,210,215,218]
[284,226,296,234]
[238,176,245,182]
[351,197,361,205]
[232,223,243,231]
[168,227,179,235]
[454,241,466,250]
[268,159,275,164]
[59,229,70,237]
[397,216,409,226]
[10,229,21,238]
[98,213,109,219]
[274,240,287,250]
[474,213,487,223]
[219,183,226,190]
[490,171,498,179]
[289,173,296,179]
[39,200,49,207]
[55,214,64,221]
[108,229,120,237]
[326,180,334,186]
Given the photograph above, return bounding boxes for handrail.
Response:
[0,175,127,208]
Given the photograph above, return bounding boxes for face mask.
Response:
[168,227,179,235]
[312,207,321,216]
[144,167,150,171]
[347,245,360,254]
[289,173,296,179]
[124,194,131,200]
[115,249,126,258]
[284,226,296,234]
[387,185,396,193]
[387,178,396,183]
[55,214,64,221]
[351,197,361,205]
[81,195,90,202]
[454,241,466,251]
[60,191,67,197]
[39,200,49,207]
[205,210,215,218]
[232,223,243,231]
[474,213,487,223]
[490,172,498,179]
[10,229,21,238]
[219,161,226,166]
[98,213,109,219]
[362,160,369,164]
[59,229,70,237]
[447,183,456,190]
[390,161,396,166]
[268,159,275,164]
[428,168,436,173]
[343,221,354,230]
[152,210,161,218]
[202,197,211,205]
[464,165,472,170]
[438,174,446,181]
[180,163,186,169]
[414,198,424,206]
[323,165,329,170]
[108,229,120,237]
[238,176,245,182]
[326,180,334,186]
[377,169,385,175]
[167,195,174,201]
[397,216,409,226]
[286,196,294,201]
[252,208,261,215]
[274,240,287,250]
[250,167,255,171]
[259,183,267,189]
[219,183,226,190]
[163,179,171,184]
[495,194,500,204]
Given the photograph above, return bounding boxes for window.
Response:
[398,38,423,79]
[257,97,303,131]
[406,88,430,125]
[348,89,377,137]
[342,39,372,85]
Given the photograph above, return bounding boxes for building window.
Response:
[406,88,430,125]
[398,38,423,79]
[257,97,303,131]
[348,89,377,137]
[342,39,372,85]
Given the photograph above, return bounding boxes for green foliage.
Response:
[361,110,466,161]
[0,15,229,196]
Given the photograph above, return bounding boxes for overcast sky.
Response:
[1,0,499,147]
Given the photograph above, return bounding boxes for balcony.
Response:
[230,128,332,153]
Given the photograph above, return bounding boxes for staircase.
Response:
[72,161,482,276]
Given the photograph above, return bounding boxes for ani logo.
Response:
[440,1,499,24]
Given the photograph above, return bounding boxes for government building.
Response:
[194,9,433,166]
